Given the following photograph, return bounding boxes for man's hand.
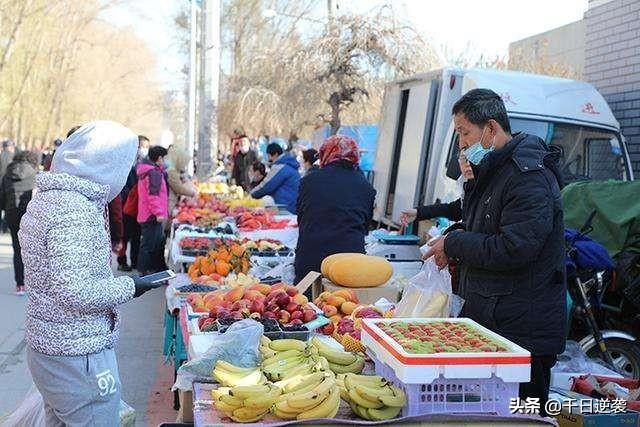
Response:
[423,235,450,269]
[400,209,417,226]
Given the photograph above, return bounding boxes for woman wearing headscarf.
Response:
[166,145,197,217]
[294,135,376,284]
[19,121,161,426]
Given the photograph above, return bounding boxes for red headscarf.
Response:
[318,135,360,168]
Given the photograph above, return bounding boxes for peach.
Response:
[332,289,353,301]
[329,314,342,324]
[204,298,222,311]
[224,287,244,303]
[271,283,287,292]
[322,304,338,317]
[285,286,298,297]
[292,293,308,306]
[326,295,346,308]
[243,290,263,301]
[317,291,331,302]
[249,283,272,295]
[194,304,208,313]
[340,301,357,315]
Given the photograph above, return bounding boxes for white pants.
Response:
[27,347,121,427]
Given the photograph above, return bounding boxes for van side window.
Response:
[445,132,461,180]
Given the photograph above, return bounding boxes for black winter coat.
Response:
[416,181,475,222]
[444,133,567,356]
[0,157,37,225]
[294,161,375,283]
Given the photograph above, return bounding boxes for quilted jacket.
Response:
[19,121,138,356]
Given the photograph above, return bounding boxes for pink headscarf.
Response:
[318,135,360,168]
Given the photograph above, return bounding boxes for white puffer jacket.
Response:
[19,121,138,356]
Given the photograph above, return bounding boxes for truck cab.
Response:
[373,67,633,226]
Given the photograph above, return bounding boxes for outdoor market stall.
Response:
[159,185,638,427]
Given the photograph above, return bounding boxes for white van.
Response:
[373,67,634,226]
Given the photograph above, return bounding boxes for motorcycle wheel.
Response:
[586,338,640,378]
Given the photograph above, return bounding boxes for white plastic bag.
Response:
[172,319,263,391]
[394,258,452,318]
[1,386,44,427]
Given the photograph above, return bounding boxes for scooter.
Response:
[566,211,640,378]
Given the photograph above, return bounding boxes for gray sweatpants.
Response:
[27,347,121,427]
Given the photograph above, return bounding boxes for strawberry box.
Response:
[361,318,530,384]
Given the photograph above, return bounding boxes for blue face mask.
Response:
[463,127,494,165]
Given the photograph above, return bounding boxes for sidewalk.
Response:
[0,233,177,425]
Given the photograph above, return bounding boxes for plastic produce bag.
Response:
[119,400,136,427]
[1,386,44,427]
[394,258,452,318]
[172,319,263,391]
[553,340,620,377]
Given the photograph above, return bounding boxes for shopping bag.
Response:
[1,386,45,427]
[172,319,263,391]
[394,258,453,318]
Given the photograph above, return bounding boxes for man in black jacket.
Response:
[426,89,566,415]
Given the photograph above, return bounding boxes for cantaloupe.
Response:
[328,254,393,288]
[320,253,363,278]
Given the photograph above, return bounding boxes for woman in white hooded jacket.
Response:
[19,121,160,426]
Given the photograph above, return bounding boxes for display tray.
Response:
[191,382,556,426]
[361,318,531,384]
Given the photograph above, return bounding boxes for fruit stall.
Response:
[159,185,560,425]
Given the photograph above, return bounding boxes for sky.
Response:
[102,0,589,90]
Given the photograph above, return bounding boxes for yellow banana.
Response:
[213,367,263,387]
[260,335,271,346]
[260,345,277,359]
[280,361,314,381]
[269,339,307,352]
[311,337,357,365]
[379,386,407,408]
[348,387,383,409]
[215,360,257,374]
[243,385,282,409]
[211,387,231,401]
[367,405,402,421]
[230,384,271,399]
[329,355,364,374]
[213,400,240,414]
[339,387,350,403]
[262,349,304,367]
[349,401,371,420]
[284,372,325,393]
[218,393,244,407]
[354,384,394,405]
[272,406,299,419]
[287,376,335,409]
[297,386,340,420]
[345,373,388,388]
[230,407,268,423]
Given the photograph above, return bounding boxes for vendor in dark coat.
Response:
[425,89,566,415]
[294,135,375,284]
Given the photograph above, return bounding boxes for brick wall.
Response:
[584,0,640,175]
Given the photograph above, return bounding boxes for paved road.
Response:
[0,233,177,425]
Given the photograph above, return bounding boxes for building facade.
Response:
[584,0,640,173]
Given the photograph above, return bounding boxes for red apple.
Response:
[279,310,291,324]
[290,319,303,326]
[285,286,298,297]
[319,322,335,335]
[302,309,317,322]
[263,311,277,320]
[285,302,300,314]
[276,293,291,309]
[250,300,264,315]
[322,305,338,317]
[290,310,303,321]
[266,302,279,313]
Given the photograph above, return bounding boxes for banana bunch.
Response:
[212,360,266,387]
[272,373,341,420]
[336,373,406,421]
[310,337,365,374]
[212,383,281,423]
[261,339,331,382]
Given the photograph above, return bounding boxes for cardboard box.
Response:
[549,388,639,427]
[313,278,401,304]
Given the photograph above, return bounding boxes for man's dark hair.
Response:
[452,89,511,133]
[252,161,266,176]
[66,126,81,138]
[302,149,318,164]
[138,135,150,144]
[14,150,39,167]
[266,143,283,157]
[148,145,168,162]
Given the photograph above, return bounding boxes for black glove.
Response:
[133,276,160,298]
